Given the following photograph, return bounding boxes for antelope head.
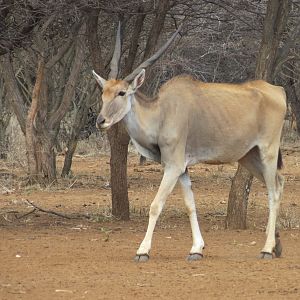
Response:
[93,23,181,130]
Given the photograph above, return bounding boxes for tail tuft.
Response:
[277,149,283,170]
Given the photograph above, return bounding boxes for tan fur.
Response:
[96,73,287,260]
[102,80,129,102]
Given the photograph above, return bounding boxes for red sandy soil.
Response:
[0,148,300,299]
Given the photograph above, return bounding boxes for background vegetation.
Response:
[0,0,299,221]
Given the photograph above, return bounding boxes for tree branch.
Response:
[25,199,73,219]
[274,20,300,77]
[1,54,27,133]
[48,25,85,129]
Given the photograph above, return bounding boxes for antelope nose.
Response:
[96,115,105,127]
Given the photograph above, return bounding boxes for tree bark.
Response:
[142,0,170,60]
[226,0,291,229]
[1,55,27,134]
[2,23,84,184]
[255,0,291,82]
[24,56,56,184]
[48,31,85,130]
[0,79,10,159]
[0,116,10,159]
[123,5,146,76]
[25,56,44,175]
[86,10,104,74]
[226,165,252,229]
[33,134,57,183]
[86,10,133,220]
[286,77,300,136]
[107,122,130,220]
[61,101,90,177]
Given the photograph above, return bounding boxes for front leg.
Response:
[135,166,183,262]
[179,170,205,261]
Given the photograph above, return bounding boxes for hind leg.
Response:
[260,153,284,259]
[179,170,204,261]
[239,146,284,258]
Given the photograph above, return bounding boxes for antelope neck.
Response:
[123,92,160,146]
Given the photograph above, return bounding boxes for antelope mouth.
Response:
[97,120,114,131]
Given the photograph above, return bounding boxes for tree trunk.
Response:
[289,81,300,136]
[0,120,9,159]
[142,0,170,61]
[0,100,10,159]
[34,134,57,183]
[86,11,130,220]
[107,122,130,220]
[61,104,89,177]
[0,76,10,159]
[225,165,252,229]
[61,138,78,178]
[1,55,27,134]
[226,0,291,229]
[123,5,146,76]
[24,58,57,184]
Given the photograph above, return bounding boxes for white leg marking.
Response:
[179,171,204,254]
[261,164,284,254]
[136,167,182,256]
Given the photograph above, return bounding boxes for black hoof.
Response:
[134,254,150,262]
[274,233,282,258]
[187,253,203,261]
[259,252,273,260]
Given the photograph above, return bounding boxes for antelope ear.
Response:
[92,70,106,88]
[131,69,145,90]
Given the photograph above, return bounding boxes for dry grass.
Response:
[278,206,300,230]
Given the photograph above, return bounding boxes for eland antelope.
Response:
[93,24,287,262]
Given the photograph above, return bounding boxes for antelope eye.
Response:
[118,91,126,96]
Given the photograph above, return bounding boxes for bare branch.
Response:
[124,24,182,82]
[274,20,300,77]
[46,22,83,69]
[48,25,86,129]
[25,199,73,219]
[1,54,27,133]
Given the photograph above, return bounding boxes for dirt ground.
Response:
[0,146,300,300]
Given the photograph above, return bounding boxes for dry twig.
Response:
[25,199,73,219]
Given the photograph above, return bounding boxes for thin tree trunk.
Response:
[61,139,78,177]
[1,55,27,134]
[123,5,146,76]
[285,72,300,136]
[25,56,49,183]
[0,84,10,159]
[226,0,291,229]
[61,104,89,177]
[25,59,57,184]
[107,122,130,220]
[0,120,9,159]
[87,10,131,220]
[225,165,252,229]
[142,0,170,60]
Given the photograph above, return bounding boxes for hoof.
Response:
[134,254,150,262]
[186,253,203,261]
[274,233,282,258]
[259,252,273,260]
